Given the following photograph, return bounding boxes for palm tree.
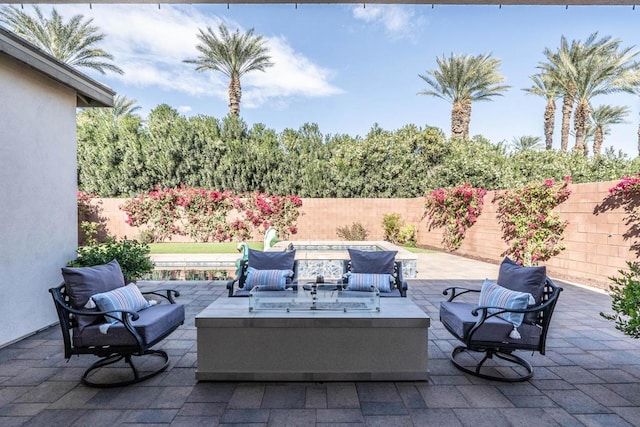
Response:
[418,53,510,139]
[539,33,621,152]
[511,135,543,152]
[523,73,559,150]
[112,95,141,118]
[590,104,630,156]
[184,24,273,116]
[0,5,123,75]
[570,46,639,155]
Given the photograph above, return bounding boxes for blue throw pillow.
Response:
[245,267,293,291]
[348,249,397,274]
[478,280,535,328]
[248,249,296,270]
[91,283,150,324]
[347,273,392,292]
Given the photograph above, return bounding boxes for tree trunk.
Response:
[462,99,472,139]
[593,126,604,157]
[228,74,242,116]
[451,101,465,138]
[573,99,589,156]
[544,99,556,150]
[560,90,574,152]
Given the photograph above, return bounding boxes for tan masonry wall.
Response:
[94,180,636,289]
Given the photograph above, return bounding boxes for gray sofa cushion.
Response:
[61,259,125,328]
[348,249,397,274]
[248,249,296,270]
[440,301,541,347]
[73,303,185,348]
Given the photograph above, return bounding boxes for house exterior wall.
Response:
[0,55,78,346]
[96,180,635,289]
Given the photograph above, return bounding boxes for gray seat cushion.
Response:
[440,301,541,347]
[73,303,185,348]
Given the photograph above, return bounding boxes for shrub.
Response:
[398,224,417,247]
[423,183,487,252]
[382,213,402,244]
[336,222,369,241]
[495,177,571,266]
[77,191,110,246]
[601,261,640,338]
[67,238,154,283]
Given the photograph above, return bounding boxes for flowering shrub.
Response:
[495,177,572,266]
[121,186,181,242]
[423,183,487,251]
[121,187,302,242]
[609,173,640,196]
[242,192,303,239]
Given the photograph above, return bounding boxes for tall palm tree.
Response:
[418,53,510,139]
[523,73,559,150]
[0,5,123,75]
[590,104,630,156]
[539,33,620,152]
[512,135,543,152]
[184,24,273,116]
[569,46,639,155]
[112,95,141,118]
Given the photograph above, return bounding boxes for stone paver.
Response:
[1,257,640,426]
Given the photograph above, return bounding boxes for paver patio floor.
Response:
[2,255,640,426]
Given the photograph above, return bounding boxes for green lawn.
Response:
[403,247,437,254]
[149,242,263,254]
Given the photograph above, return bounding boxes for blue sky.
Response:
[11,4,640,156]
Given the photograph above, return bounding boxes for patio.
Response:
[1,253,640,426]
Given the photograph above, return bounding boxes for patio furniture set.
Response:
[49,247,562,387]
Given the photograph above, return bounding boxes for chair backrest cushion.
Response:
[61,259,126,328]
[497,257,546,305]
[91,283,150,324]
[348,249,397,274]
[479,280,535,328]
[244,266,293,291]
[248,249,296,270]
[346,273,392,292]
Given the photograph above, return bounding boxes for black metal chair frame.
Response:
[441,277,562,382]
[49,284,182,388]
[339,260,408,297]
[227,259,299,297]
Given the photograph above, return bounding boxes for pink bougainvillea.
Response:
[495,176,572,266]
[423,183,487,252]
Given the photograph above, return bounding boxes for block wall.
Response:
[95,180,637,289]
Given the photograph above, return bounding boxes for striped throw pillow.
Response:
[91,283,150,324]
[245,267,293,291]
[478,280,535,327]
[347,273,392,292]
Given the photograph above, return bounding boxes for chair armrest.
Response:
[143,289,180,304]
[226,279,238,297]
[400,280,408,297]
[443,286,480,302]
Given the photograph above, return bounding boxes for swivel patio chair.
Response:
[227,248,298,297]
[338,248,408,297]
[439,257,562,382]
[50,259,185,388]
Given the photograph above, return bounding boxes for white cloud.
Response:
[351,5,424,40]
[177,106,193,114]
[40,4,341,109]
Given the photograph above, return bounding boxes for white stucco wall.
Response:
[0,55,78,346]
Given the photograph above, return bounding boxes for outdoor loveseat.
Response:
[50,259,185,387]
